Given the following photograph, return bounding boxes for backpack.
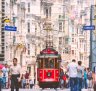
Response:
[87,71,92,80]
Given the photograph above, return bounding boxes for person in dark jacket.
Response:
[60,69,64,89]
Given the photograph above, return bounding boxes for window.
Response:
[80,54,83,60]
[13,36,16,44]
[27,22,30,33]
[44,58,54,68]
[65,37,69,44]
[72,38,74,42]
[72,50,74,54]
[59,22,62,31]
[55,59,59,68]
[59,37,62,45]
[46,8,48,18]
[44,7,51,18]
[49,7,51,17]
[28,44,30,55]
[65,48,69,54]
[38,59,43,68]
[28,3,30,12]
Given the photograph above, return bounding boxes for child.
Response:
[29,79,34,89]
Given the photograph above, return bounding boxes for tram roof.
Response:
[40,48,58,55]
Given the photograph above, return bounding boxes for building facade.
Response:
[2,0,93,79]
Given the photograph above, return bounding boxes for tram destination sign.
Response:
[83,25,95,30]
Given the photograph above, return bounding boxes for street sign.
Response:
[83,25,95,30]
[4,26,17,31]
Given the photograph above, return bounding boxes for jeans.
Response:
[2,77,6,88]
[22,83,26,88]
[0,78,2,91]
[30,84,34,89]
[70,77,77,91]
[77,78,82,91]
[84,79,87,89]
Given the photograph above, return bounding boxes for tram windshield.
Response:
[38,58,60,69]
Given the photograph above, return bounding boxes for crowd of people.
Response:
[0,58,96,91]
[59,59,96,91]
[0,58,34,91]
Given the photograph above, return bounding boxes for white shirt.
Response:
[29,80,34,84]
[10,65,21,75]
[67,62,78,78]
[77,66,84,78]
[2,67,9,77]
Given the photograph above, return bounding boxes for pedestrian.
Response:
[10,58,22,91]
[63,72,67,88]
[25,71,30,86]
[59,69,64,89]
[83,68,87,89]
[77,61,83,91]
[21,75,26,88]
[2,64,9,88]
[0,69,3,91]
[87,68,93,88]
[92,67,96,91]
[29,79,34,89]
[67,59,78,91]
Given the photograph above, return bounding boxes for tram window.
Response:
[49,59,54,68]
[44,58,54,68]
[44,58,49,68]
[38,59,43,68]
[41,59,43,68]
[55,59,59,68]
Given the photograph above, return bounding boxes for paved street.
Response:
[2,88,94,91]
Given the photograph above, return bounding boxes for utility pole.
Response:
[89,5,96,70]
[89,5,93,70]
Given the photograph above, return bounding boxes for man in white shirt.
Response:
[67,59,78,91]
[10,58,22,91]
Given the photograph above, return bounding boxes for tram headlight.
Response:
[47,72,51,77]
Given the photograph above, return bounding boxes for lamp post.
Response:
[90,5,96,70]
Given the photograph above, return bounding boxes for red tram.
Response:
[37,48,61,88]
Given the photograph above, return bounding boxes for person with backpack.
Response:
[87,68,93,88]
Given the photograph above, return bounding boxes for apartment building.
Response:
[0,0,5,63]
